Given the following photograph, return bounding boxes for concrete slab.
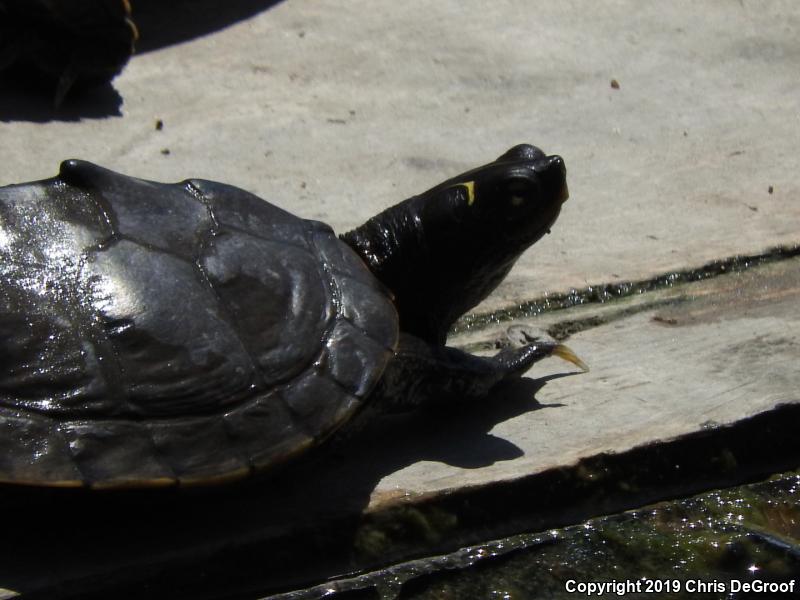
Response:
[377,255,800,502]
[1,1,798,314]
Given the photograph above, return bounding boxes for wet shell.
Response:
[0,160,399,488]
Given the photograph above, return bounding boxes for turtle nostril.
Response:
[534,155,565,174]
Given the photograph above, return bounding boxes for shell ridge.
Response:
[340,314,397,354]
[182,181,267,390]
[74,176,135,413]
[141,421,181,485]
[305,230,396,398]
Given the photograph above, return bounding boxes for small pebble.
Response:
[610,79,620,89]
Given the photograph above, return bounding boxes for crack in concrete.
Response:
[544,297,688,341]
[454,243,800,335]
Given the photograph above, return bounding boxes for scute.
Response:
[336,275,398,353]
[188,178,310,248]
[323,318,393,398]
[58,420,171,488]
[88,238,257,416]
[147,417,251,485]
[0,413,80,486]
[281,367,362,438]
[0,280,111,415]
[223,389,313,471]
[0,162,399,487]
[61,160,214,259]
[200,229,331,385]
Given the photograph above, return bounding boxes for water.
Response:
[267,471,800,599]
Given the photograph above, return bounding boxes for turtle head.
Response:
[421,143,567,257]
[342,144,568,345]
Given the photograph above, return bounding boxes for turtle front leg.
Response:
[372,334,587,414]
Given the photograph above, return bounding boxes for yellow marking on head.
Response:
[449,180,476,206]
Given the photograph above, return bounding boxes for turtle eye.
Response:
[502,178,538,208]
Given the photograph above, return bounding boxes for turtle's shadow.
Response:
[331,375,564,470]
[0,374,572,599]
[133,0,286,53]
[0,0,284,122]
[0,81,123,123]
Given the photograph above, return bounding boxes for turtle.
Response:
[0,143,584,489]
[0,0,137,106]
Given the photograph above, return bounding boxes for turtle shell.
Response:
[0,160,398,488]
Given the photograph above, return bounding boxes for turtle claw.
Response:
[551,344,589,372]
[492,341,589,381]
[494,328,589,377]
